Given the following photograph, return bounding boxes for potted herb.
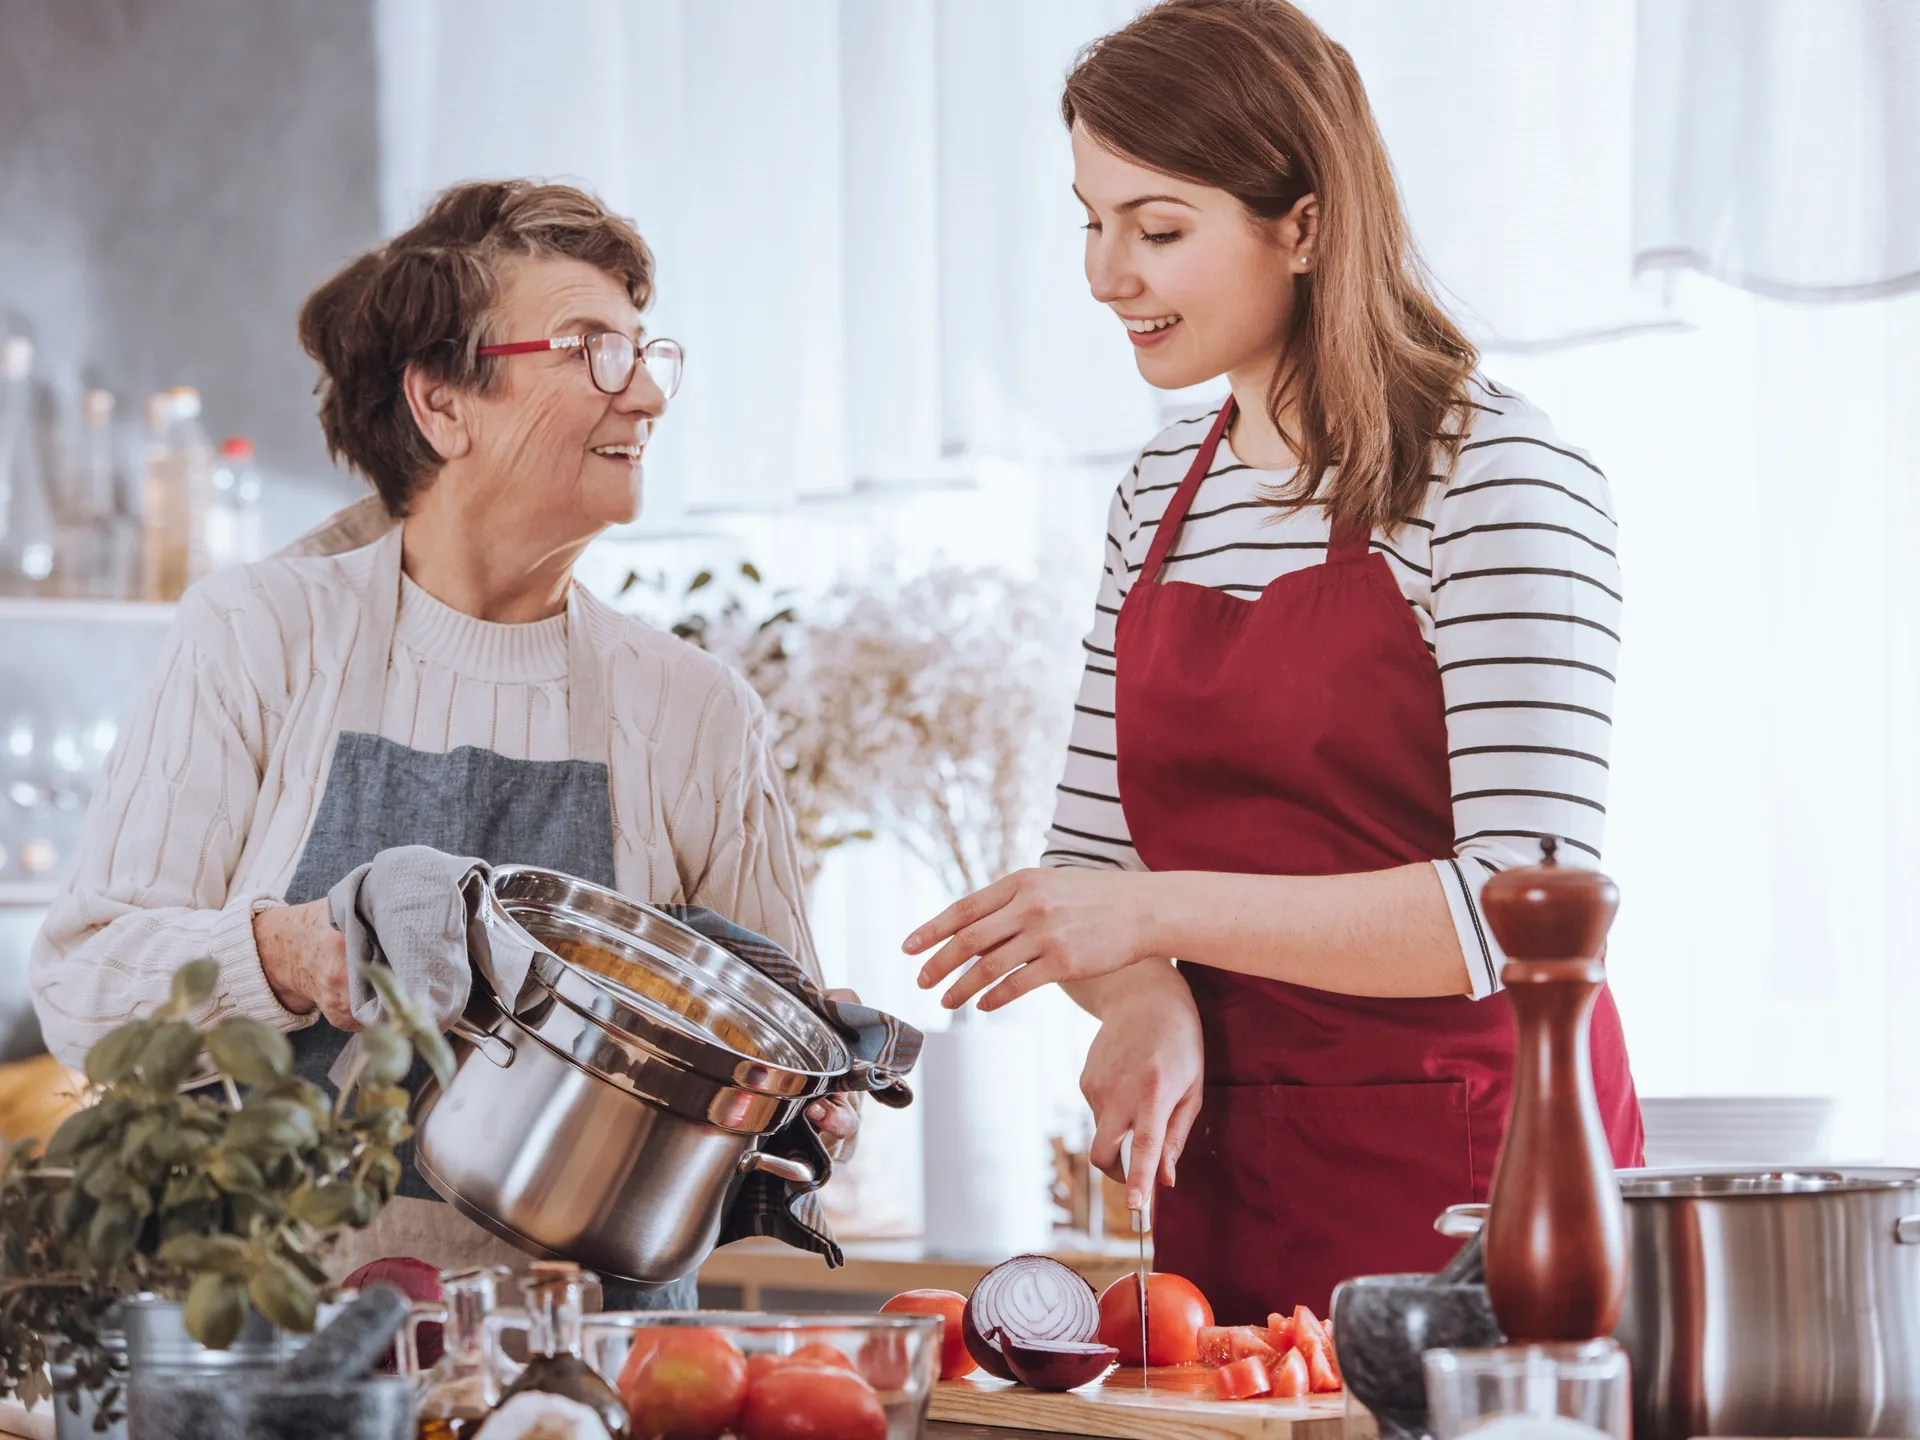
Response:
[0,957,452,1426]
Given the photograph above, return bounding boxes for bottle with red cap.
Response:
[207,434,263,570]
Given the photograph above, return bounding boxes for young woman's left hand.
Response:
[904,868,1154,1012]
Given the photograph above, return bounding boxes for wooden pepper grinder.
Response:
[1479,837,1627,1342]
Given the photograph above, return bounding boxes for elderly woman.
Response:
[30,180,854,1306]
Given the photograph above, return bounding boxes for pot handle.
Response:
[450,1016,515,1069]
[739,1150,818,1185]
[1896,1215,1920,1244]
[1435,1202,1490,1239]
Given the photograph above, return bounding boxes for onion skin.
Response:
[999,1337,1120,1393]
[961,1255,1100,1383]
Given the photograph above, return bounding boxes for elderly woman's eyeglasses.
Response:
[476,333,684,399]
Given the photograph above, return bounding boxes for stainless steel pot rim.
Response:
[1619,1164,1920,1198]
[488,864,851,1081]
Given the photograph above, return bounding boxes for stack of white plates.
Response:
[1639,1095,1834,1168]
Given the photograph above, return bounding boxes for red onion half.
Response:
[999,1336,1120,1392]
[961,1256,1101,1382]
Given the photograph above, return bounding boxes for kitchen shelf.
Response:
[0,596,175,624]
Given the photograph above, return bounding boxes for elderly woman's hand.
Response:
[804,988,865,1161]
[254,898,358,1031]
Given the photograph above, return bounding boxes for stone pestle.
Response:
[278,1284,413,1383]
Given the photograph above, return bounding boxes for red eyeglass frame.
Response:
[474,333,682,397]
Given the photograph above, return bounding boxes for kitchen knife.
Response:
[1131,1193,1150,1384]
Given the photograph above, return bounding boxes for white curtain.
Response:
[374,2,1920,1179]
[375,0,1156,522]
[1633,0,1920,300]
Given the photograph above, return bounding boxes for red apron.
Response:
[1114,400,1643,1322]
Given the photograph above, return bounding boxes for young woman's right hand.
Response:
[253,897,358,1030]
[1078,960,1205,1210]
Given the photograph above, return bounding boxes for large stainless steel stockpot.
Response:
[1617,1166,1920,1440]
[1439,1167,1920,1439]
[412,865,849,1286]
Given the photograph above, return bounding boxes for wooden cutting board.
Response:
[929,1368,1367,1440]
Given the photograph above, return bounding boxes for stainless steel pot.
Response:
[413,866,849,1287]
[1616,1167,1920,1440]
[1440,1166,1920,1439]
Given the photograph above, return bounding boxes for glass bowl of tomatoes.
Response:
[583,1310,944,1440]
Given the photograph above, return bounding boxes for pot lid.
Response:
[483,865,851,1095]
[1619,1165,1920,1198]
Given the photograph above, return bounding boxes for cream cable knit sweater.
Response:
[30,537,818,1066]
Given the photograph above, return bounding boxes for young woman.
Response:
[907,0,1642,1319]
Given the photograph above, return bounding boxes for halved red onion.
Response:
[999,1336,1120,1392]
[961,1255,1101,1382]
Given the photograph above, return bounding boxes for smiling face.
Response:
[1072,123,1315,393]
[411,254,667,539]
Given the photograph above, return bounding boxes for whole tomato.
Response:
[785,1341,859,1372]
[740,1364,887,1440]
[1096,1273,1215,1367]
[619,1327,749,1440]
[879,1289,974,1380]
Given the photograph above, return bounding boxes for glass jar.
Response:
[409,1265,510,1440]
[492,1263,629,1440]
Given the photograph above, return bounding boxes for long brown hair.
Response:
[1062,0,1477,535]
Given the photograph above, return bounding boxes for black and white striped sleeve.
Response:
[1040,479,1146,873]
[1428,419,1622,997]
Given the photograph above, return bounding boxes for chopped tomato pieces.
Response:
[1213,1356,1274,1401]
[1267,1312,1296,1354]
[1270,1346,1311,1398]
[1307,1344,1340,1393]
[1197,1325,1280,1368]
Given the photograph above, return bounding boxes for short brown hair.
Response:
[298,180,655,516]
[1064,0,1477,536]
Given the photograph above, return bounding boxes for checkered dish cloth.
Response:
[658,906,923,1269]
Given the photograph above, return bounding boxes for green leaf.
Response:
[42,1101,118,1166]
[77,1152,125,1202]
[359,966,429,1036]
[159,1233,250,1274]
[205,1016,293,1088]
[283,1245,330,1286]
[208,1152,265,1194]
[355,1084,411,1117]
[161,1170,220,1209]
[412,1027,456,1090]
[184,1271,249,1350]
[286,1182,359,1230]
[740,561,762,583]
[222,1099,318,1159]
[686,569,713,594]
[357,1027,412,1086]
[168,959,220,1015]
[618,571,640,596]
[363,1150,402,1195]
[85,1199,141,1270]
[346,1182,382,1228]
[138,1021,203,1093]
[84,1021,153,1086]
[248,1256,318,1333]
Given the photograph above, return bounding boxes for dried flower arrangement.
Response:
[622,562,1080,896]
[0,959,451,1420]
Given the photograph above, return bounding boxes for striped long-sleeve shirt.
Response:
[1040,377,1619,998]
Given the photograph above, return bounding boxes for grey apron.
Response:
[281,523,697,1309]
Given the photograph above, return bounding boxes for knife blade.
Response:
[1131,1194,1150,1386]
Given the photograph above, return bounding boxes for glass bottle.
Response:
[0,335,58,596]
[140,386,213,600]
[207,434,263,571]
[416,1265,508,1440]
[493,1263,629,1440]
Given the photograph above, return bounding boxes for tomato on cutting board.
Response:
[1095,1273,1215,1366]
[880,1287,976,1380]
[1197,1324,1280,1368]
[1270,1346,1311,1398]
[1213,1355,1275,1401]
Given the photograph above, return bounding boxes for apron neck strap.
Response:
[1142,398,1237,585]
[1327,520,1374,564]
[337,525,611,766]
